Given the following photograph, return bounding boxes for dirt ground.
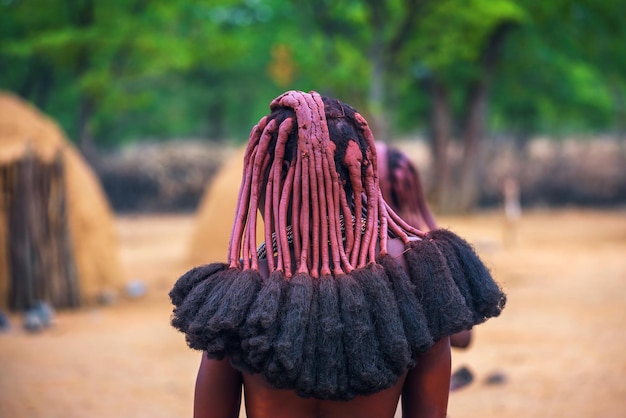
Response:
[1,208,625,418]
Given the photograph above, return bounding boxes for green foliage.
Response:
[0,0,624,147]
[490,0,625,137]
[406,0,526,76]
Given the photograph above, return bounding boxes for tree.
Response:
[284,0,527,212]
[394,0,525,212]
[1,0,199,153]
[492,0,625,139]
[2,0,624,211]
[1,0,273,148]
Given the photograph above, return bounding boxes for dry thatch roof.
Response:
[187,146,265,266]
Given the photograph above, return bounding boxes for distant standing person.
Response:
[502,177,521,247]
[170,90,506,417]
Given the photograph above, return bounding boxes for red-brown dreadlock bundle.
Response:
[170,90,506,400]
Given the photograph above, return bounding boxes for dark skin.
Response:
[193,99,450,417]
[195,338,450,418]
[450,329,472,349]
[194,355,242,418]
[193,239,452,418]
[182,92,499,417]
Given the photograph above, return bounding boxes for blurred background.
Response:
[0,1,625,417]
[2,0,625,214]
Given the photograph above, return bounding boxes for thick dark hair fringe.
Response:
[169,90,506,401]
[169,231,506,401]
[428,229,506,322]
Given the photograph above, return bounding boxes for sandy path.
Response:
[444,210,626,417]
[1,209,625,418]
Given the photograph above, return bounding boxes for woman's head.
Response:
[228,91,424,277]
[170,101,505,402]
[376,143,437,231]
[254,93,372,202]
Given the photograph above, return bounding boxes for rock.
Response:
[125,280,147,299]
[450,365,474,391]
[96,289,118,306]
[23,310,44,333]
[33,301,55,327]
[0,311,10,332]
[484,370,507,386]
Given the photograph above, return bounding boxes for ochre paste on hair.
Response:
[170,90,505,400]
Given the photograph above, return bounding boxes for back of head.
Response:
[170,90,506,402]
[376,143,437,231]
[227,90,425,278]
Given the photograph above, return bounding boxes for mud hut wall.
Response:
[0,151,81,310]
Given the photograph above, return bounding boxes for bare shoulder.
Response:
[242,372,406,418]
[385,237,416,269]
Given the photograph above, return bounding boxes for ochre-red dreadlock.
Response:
[228,91,426,277]
[170,90,506,401]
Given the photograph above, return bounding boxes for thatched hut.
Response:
[0,92,124,310]
[187,146,266,266]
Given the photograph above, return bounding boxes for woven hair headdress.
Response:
[170,90,506,401]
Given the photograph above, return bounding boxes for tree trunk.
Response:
[610,77,626,143]
[367,4,389,140]
[369,41,389,140]
[457,81,488,212]
[207,99,226,141]
[456,22,515,212]
[78,95,96,158]
[72,0,96,159]
[19,57,55,109]
[428,79,453,212]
